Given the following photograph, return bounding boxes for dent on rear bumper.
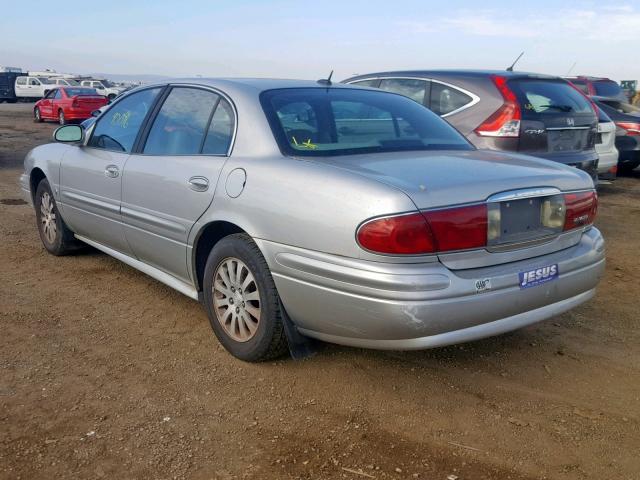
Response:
[256,227,605,349]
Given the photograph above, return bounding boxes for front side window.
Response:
[43,89,56,99]
[261,88,472,157]
[429,82,473,115]
[29,78,41,86]
[53,90,63,100]
[88,87,162,152]
[378,78,428,104]
[143,87,226,155]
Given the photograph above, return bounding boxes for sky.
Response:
[1,0,639,82]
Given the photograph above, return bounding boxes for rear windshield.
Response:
[260,88,473,157]
[593,81,623,98]
[509,79,594,117]
[64,88,99,96]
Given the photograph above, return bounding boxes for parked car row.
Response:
[343,70,639,178]
[21,78,605,361]
[0,72,127,103]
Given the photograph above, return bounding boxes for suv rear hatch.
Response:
[511,78,597,158]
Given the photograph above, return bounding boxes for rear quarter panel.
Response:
[189,154,419,260]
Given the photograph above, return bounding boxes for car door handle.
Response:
[188,176,209,192]
[104,165,119,178]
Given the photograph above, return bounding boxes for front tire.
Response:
[34,179,80,255]
[203,233,288,362]
[34,107,42,123]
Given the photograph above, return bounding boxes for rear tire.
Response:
[34,107,42,123]
[34,179,81,256]
[203,233,288,362]
[58,109,65,125]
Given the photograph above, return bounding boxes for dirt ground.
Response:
[1,103,639,480]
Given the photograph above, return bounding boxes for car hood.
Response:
[320,149,594,210]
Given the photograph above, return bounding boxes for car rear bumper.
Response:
[258,227,605,350]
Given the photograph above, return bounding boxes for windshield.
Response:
[64,79,80,86]
[593,81,623,98]
[101,80,114,87]
[64,88,99,96]
[510,79,594,116]
[260,88,473,157]
[39,77,54,84]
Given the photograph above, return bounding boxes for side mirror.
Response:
[53,125,84,143]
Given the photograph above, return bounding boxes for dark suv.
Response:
[565,76,627,102]
[343,71,599,179]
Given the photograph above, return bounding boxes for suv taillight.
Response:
[475,75,521,138]
[616,122,640,136]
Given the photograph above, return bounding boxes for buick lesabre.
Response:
[20,79,605,361]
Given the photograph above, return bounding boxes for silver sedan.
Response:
[19,79,605,361]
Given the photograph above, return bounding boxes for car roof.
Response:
[565,76,614,81]
[344,69,562,81]
[151,77,359,94]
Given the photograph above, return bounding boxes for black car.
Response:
[0,72,24,103]
[343,70,599,179]
[592,96,640,174]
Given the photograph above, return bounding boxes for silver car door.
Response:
[59,86,163,254]
[121,87,235,282]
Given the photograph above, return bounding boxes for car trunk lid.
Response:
[322,149,595,267]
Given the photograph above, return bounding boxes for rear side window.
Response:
[593,81,623,98]
[89,87,162,152]
[429,82,473,115]
[378,78,428,104]
[350,79,380,88]
[143,87,234,155]
[16,77,26,86]
[510,80,594,116]
[570,80,590,94]
[144,87,219,155]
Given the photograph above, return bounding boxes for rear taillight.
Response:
[357,205,487,255]
[563,191,597,231]
[423,205,487,252]
[616,122,640,136]
[357,212,435,254]
[475,75,521,138]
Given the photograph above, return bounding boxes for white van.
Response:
[14,76,56,99]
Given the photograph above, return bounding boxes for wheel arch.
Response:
[192,220,248,293]
[29,167,47,204]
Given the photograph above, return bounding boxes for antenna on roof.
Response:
[506,52,524,72]
[317,70,334,86]
[566,61,577,76]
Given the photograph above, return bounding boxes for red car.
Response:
[34,87,108,125]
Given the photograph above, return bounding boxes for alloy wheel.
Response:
[212,257,261,342]
[35,108,40,121]
[40,191,57,244]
